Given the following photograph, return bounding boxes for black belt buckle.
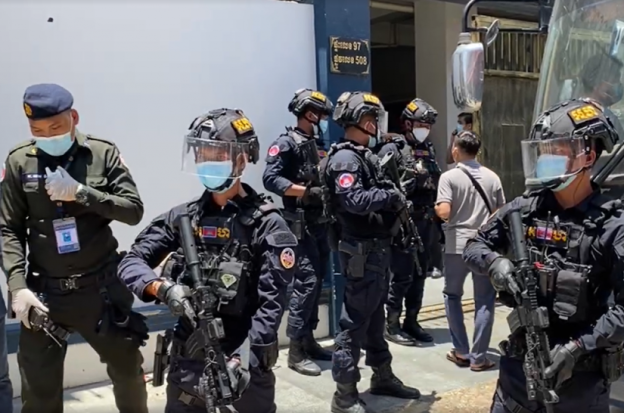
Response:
[60,276,79,291]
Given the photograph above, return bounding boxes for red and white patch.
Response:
[119,154,127,167]
[267,145,280,157]
[338,173,354,189]
[0,163,5,182]
[280,247,296,269]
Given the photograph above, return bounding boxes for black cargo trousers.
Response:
[18,261,148,413]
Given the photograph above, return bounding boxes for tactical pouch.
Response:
[283,209,306,240]
[338,240,367,278]
[216,260,248,316]
[601,347,624,383]
[552,269,590,324]
[153,329,173,387]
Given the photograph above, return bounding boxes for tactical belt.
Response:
[341,236,392,251]
[39,259,118,292]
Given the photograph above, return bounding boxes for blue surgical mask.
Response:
[368,136,378,148]
[535,154,568,180]
[196,161,235,192]
[319,119,328,134]
[34,131,74,157]
[456,124,464,134]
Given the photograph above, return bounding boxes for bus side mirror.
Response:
[451,20,499,113]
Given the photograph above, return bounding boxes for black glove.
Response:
[226,357,251,400]
[387,188,407,211]
[488,258,521,297]
[401,178,417,195]
[544,340,585,389]
[302,187,323,206]
[157,280,197,326]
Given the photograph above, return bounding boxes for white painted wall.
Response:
[0,0,316,312]
[414,0,465,169]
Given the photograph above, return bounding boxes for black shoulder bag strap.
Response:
[457,164,493,214]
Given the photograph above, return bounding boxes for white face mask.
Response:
[413,127,430,142]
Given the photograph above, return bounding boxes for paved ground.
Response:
[12,292,624,412]
[12,300,504,413]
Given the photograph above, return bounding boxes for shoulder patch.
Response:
[268,145,280,157]
[338,173,355,189]
[280,247,296,269]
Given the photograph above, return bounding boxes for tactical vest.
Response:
[321,141,387,245]
[521,194,622,327]
[407,141,441,204]
[177,197,280,317]
[285,128,322,186]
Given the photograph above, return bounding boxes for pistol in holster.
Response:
[29,307,70,347]
[283,209,306,240]
[153,329,174,387]
[602,346,624,383]
[338,240,368,278]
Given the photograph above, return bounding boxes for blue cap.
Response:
[23,83,74,120]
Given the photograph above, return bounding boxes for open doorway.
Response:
[370,1,415,133]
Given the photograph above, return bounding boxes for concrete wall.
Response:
[414,0,465,168]
[0,0,322,393]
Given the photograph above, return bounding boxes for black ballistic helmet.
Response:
[288,88,334,118]
[400,98,438,125]
[185,108,260,164]
[333,91,386,129]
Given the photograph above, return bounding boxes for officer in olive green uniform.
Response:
[0,84,149,413]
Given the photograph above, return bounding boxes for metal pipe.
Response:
[462,0,546,33]
[370,1,414,14]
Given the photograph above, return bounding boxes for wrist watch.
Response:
[75,184,89,205]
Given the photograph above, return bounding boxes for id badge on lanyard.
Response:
[51,156,81,255]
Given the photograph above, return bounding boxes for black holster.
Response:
[338,238,390,278]
[97,285,149,346]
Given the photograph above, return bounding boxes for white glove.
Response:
[45,166,79,201]
[12,289,49,329]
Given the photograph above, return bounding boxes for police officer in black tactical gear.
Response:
[385,98,442,344]
[119,108,298,413]
[322,91,420,413]
[262,88,334,376]
[463,98,624,413]
[369,133,420,346]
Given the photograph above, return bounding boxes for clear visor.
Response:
[378,110,388,135]
[521,137,588,186]
[181,136,249,179]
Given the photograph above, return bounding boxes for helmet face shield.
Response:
[522,137,588,188]
[378,110,388,135]
[182,136,251,191]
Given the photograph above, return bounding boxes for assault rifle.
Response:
[176,212,236,413]
[507,208,558,413]
[379,152,424,270]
